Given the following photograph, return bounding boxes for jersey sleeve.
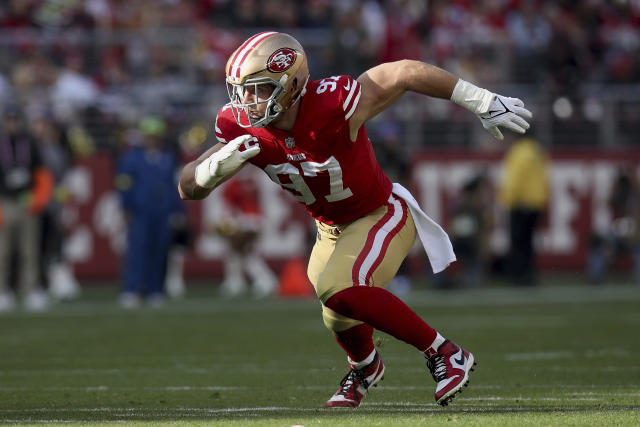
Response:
[214,103,244,145]
[336,75,362,122]
[313,75,362,127]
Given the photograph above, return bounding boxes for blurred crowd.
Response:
[0,0,639,152]
[1,0,640,309]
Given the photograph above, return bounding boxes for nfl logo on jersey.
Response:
[285,137,295,149]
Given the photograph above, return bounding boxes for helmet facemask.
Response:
[226,76,285,128]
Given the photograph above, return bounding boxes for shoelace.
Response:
[337,368,368,396]
[427,355,447,382]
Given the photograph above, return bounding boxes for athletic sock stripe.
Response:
[364,196,408,284]
[231,32,278,79]
[352,194,405,286]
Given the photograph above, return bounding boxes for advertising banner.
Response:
[63,149,640,279]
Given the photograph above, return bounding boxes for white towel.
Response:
[392,183,456,273]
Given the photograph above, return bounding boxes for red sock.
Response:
[334,323,375,363]
[325,286,437,352]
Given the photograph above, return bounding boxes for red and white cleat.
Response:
[325,351,385,408]
[425,340,477,406]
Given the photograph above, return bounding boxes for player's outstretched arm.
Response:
[352,59,532,141]
[178,135,260,200]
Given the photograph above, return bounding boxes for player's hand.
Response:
[477,95,532,140]
[194,134,260,188]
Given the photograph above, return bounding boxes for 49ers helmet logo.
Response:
[267,48,296,72]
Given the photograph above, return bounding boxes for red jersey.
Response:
[214,75,392,225]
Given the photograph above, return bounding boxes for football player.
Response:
[178,32,532,407]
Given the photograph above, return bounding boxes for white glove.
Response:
[194,134,260,188]
[451,79,533,141]
[477,94,533,140]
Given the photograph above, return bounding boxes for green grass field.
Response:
[1,281,639,426]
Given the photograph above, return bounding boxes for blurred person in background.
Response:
[444,172,493,289]
[588,165,640,286]
[505,0,552,83]
[164,207,190,300]
[115,116,183,308]
[214,170,277,298]
[30,112,81,300]
[0,105,54,311]
[51,51,100,124]
[179,32,532,407]
[499,137,549,286]
[0,73,12,114]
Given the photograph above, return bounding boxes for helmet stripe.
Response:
[230,31,278,80]
[228,32,270,76]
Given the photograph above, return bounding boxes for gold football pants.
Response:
[307,194,416,332]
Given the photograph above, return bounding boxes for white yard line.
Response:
[505,351,574,361]
[505,347,632,361]
[2,403,638,419]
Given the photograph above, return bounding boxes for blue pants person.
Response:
[122,212,173,299]
[115,140,183,307]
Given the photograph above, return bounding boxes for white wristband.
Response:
[450,79,494,115]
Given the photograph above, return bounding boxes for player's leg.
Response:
[320,307,384,408]
[119,216,146,308]
[313,201,413,407]
[309,220,376,362]
[244,251,278,298]
[20,209,48,310]
[319,195,434,350]
[145,216,172,307]
[321,194,476,406]
[0,200,17,311]
[308,221,381,407]
[633,244,640,286]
